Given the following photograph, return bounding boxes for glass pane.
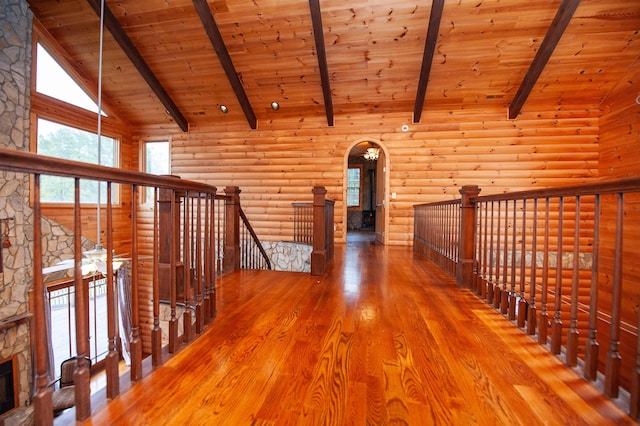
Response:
[36,44,102,114]
[347,167,360,207]
[37,118,117,203]
[144,142,170,202]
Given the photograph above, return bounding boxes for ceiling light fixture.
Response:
[271,101,280,111]
[363,146,379,161]
[219,105,228,113]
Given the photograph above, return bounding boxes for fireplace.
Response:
[0,355,17,415]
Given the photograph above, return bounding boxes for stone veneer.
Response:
[0,3,94,421]
[0,0,34,423]
[261,241,312,273]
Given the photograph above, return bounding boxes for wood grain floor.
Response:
[78,232,633,425]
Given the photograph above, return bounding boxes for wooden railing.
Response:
[0,148,267,424]
[414,178,640,418]
[292,202,313,244]
[295,186,334,276]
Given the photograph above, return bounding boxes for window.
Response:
[37,118,118,203]
[143,141,170,202]
[347,166,361,207]
[36,43,101,114]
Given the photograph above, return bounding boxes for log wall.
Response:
[138,109,601,246]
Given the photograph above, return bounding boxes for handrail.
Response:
[413,177,640,419]
[239,208,272,270]
[0,148,270,424]
[0,148,215,193]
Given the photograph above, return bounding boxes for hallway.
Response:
[79,240,633,425]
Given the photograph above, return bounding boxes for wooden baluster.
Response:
[130,184,143,381]
[551,196,564,355]
[584,194,600,381]
[474,200,483,295]
[32,174,54,426]
[487,201,495,304]
[209,194,217,319]
[604,192,624,398]
[493,201,501,309]
[152,187,162,366]
[566,196,581,366]
[183,191,193,343]
[481,201,489,299]
[539,197,550,345]
[501,200,509,314]
[509,200,517,320]
[169,190,179,353]
[106,182,120,395]
[74,178,91,420]
[517,199,527,328]
[195,194,203,334]
[527,198,538,336]
[203,194,211,324]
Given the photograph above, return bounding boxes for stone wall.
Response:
[262,241,312,273]
[0,0,34,422]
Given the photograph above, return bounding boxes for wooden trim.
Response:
[309,0,334,127]
[508,0,581,119]
[84,0,189,132]
[192,0,257,130]
[413,0,444,124]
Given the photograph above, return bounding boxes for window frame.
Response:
[346,165,363,209]
[140,140,171,204]
[31,31,123,207]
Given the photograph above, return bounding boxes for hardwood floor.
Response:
[79,235,633,425]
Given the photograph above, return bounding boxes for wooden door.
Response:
[375,148,385,244]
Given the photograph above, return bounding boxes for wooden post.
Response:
[32,174,54,426]
[105,182,120,397]
[457,185,480,288]
[73,178,91,421]
[311,186,327,276]
[224,186,241,273]
[129,184,143,382]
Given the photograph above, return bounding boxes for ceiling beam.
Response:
[192,0,257,130]
[508,0,581,119]
[413,0,444,124]
[309,0,334,127]
[86,0,189,132]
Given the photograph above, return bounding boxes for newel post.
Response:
[457,185,481,288]
[311,186,327,276]
[224,186,241,272]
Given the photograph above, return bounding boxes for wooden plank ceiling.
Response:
[28,0,640,131]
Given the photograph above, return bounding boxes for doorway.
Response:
[345,140,386,244]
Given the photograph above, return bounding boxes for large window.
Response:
[37,118,118,203]
[347,166,362,207]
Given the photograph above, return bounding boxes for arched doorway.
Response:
[344,139,388,244]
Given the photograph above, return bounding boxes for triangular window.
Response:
[36,43,104,115]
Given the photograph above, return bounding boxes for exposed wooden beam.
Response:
[413,0,445,124]
[86,0,189,132]
[309,0,334,127]
[508,0,581,119]
[192,0,257,130]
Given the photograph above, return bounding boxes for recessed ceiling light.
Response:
[271,101,280,111]
[219,105,228,113]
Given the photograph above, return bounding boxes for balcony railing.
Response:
[414,178,640,418]
[0,148,269,425]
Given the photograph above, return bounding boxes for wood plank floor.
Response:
[79,232,633,425]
